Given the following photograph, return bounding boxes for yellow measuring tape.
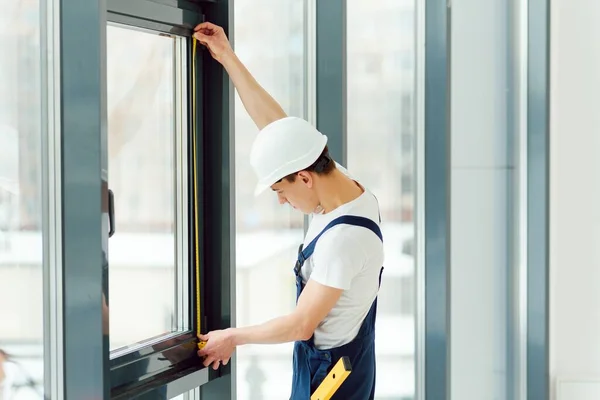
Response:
[192,37,207,352]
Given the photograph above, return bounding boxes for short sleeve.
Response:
[309,229,366,290]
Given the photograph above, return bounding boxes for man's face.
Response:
[270,171,319,214]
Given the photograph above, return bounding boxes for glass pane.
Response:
[234,1,306,399]
[347,0,416,399]
[0,1,45,398]
[107,25,182,352]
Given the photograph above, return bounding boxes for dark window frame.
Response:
[94,0,234,398]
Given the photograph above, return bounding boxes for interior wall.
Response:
[450,0,510,398]
[549,0,600,399]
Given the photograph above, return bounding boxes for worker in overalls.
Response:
[194,23,384,399]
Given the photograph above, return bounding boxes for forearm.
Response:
[220,51,287,130]
[230,313,309,346]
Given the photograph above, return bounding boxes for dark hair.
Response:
[281,145,335,183]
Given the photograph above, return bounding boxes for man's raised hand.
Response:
[193,22,233,64]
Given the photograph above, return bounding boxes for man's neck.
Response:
[316,169,364,214]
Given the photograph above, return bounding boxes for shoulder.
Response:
[313,217,382,264]
[314,225,367,259]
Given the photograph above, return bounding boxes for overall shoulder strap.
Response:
[298,215,383,264]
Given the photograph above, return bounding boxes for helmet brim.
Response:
[253,181,271,197]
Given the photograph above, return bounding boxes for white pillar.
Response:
[450,0,510,397]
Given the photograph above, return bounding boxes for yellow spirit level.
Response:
[311,356,352,400]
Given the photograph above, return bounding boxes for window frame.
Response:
[94,0,234,398]
[104,3,204,397]
[57,0,107,396]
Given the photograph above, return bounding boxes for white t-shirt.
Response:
[300,166,384,350]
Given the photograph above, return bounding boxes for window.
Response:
[400,275,415,316]
[0,0,45,397]
[106,24,188,353]
[347,0,417,398]
[234,0,307,399]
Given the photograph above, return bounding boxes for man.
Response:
[193,22,384,399]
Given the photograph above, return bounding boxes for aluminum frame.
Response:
[526,0,550,398]
[174,34,191,333]
[304,0,317,128]
[197,0,237,397]
[315,0,346,165]
[41,0,64,397]
[507,0,530,398]
[423,0,452,398]
[415,0,426,397]
[59,0,107,396]
[303,0,316,234]
[100,0,235,397]
[107,0,201,35]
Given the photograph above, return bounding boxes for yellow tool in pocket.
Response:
[311,356,352,400]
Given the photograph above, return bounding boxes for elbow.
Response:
[293,316,315,341]
[298,327,313,342]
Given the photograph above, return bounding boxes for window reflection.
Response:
[348,0,417,398]
[234,1,306,399]
[107,25,182,351]
[0,0,45,398]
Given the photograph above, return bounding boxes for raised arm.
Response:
[193,22,287,130]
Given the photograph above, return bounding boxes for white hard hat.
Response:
[250,117,328,196]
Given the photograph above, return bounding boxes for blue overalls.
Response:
[290,215,383,400]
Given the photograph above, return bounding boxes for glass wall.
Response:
[347,0,416,399]
[106,24,188,352]
[234,0,306,399]
[0,0,45,398]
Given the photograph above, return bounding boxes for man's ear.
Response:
[297,171,313,188]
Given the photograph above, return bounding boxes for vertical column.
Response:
[527,0,550,398]
[59,0,107,397]
[200,0,236,398]
[316,0,346,165]
[423,0,451,398]
[449,0,512,398]
[507,0,529,397]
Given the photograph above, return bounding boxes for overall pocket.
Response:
[309,351,333,394]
